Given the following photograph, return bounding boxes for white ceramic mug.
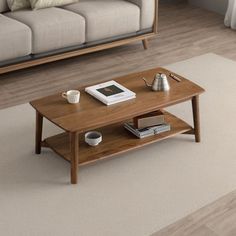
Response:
[85,131,102,146]
[62,90,80,104]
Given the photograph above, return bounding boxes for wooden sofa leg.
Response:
[142,39,148,50]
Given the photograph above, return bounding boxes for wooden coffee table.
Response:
[30,68,205,184]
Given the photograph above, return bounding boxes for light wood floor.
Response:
[1,2,236,109]
[152,190,236,236]
[1,2,236,236]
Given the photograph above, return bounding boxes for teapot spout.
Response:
[142,77,152,88]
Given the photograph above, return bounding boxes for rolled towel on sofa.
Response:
[30,0,79,10]
[7,0,30,11]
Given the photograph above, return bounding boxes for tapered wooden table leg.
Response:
[142,39,148,50]
[35,111,43,154]
[71,132,79,184]
[192,95,201,142]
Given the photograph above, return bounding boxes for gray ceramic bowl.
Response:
[85,131,102,146]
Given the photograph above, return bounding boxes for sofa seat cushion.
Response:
[63,0,140,42]
[5,7,85,54]
[0,14,31,62]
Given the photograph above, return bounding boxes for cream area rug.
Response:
[0,53,236,236]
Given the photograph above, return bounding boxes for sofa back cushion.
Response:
[0,0,9,12]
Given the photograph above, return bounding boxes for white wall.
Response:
[189,0,228,15]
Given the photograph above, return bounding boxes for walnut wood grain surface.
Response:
[30,67,204,132]
[44,112,192,166]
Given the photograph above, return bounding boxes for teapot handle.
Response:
[142,77,152,88]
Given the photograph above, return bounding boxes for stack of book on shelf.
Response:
[124,110,171,139]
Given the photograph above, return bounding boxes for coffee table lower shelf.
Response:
[43,112,193,166]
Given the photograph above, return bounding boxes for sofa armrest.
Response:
[126,0,156,30]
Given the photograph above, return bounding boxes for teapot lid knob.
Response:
[160,73,168,79]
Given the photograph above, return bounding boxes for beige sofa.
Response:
[0,0,158,74]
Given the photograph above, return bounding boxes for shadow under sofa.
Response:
[0,0,158,74]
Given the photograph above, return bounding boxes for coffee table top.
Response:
[30,67,205,133]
